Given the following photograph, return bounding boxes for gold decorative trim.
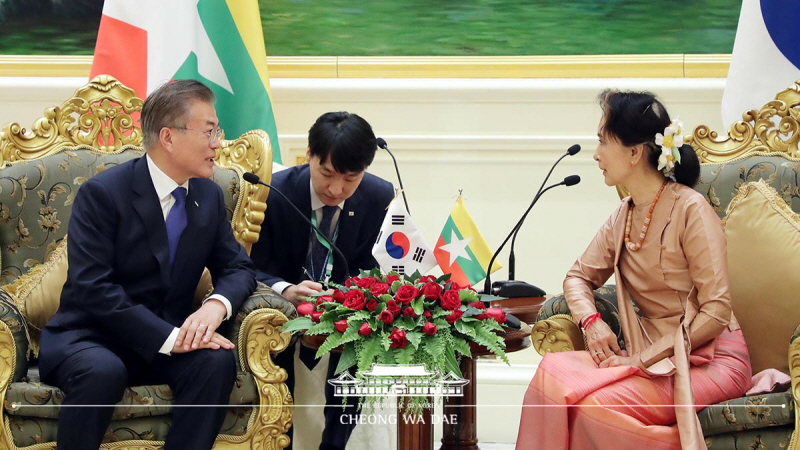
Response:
[236,309,293,450]
[531,313,583,355]
[788,333,800,450]
[0,54,731,79]
[215,130,272,254]
[0,320,18,450]
[687,80,800,163]
[0,75,143,161]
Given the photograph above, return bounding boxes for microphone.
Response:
[376,137,411,215]
[508,144,580,281]
[243,172,351,284]
[483,174,582,296]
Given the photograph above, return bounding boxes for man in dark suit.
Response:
[250,111,394,450]
[39,79,256,450]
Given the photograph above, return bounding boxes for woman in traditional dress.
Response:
[516,90,751,450]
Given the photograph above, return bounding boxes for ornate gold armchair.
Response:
[0,75,293,449]
[533,81,800,449]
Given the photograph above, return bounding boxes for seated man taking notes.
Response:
[39,79,257,450]
[250,111,394,450]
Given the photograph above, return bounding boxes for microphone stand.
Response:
[243,173,351,283]
[507,145,578,280]
[376,138,410,215]
[482,181,567,295]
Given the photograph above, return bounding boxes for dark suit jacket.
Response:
[40,156,256,377]
[250,164,394,286]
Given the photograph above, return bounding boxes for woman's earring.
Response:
[630,160,635,166]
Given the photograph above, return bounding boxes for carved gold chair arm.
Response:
[787,326,800,450]
[531,313,585,356]
[221,308,292,450]
[0,291,29,383]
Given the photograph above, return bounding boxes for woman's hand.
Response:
[584,318,625,365]
[599,354,646,370]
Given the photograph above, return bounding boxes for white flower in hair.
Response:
[655,119,684,180]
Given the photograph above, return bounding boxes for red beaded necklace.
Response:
[624,180,669,252]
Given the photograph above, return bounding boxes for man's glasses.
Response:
[171,126,224,144]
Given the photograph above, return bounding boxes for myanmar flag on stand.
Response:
[90,0,282,163]
[434,197,500,287]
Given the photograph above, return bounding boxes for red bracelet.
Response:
[580,312,601,331]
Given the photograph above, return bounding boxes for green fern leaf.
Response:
[423,334,445,359]
[281,317,313,333]
[306,321,335,336]
[358,336,385,372]
[334,344,357,375]
[316,333,343,358]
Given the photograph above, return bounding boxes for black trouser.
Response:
[43,345,235,450]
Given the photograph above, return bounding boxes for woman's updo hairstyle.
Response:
[598,89,700,187]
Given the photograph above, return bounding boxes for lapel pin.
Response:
[194,201,199,207]
[348,211,354,216]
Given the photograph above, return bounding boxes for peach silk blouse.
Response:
[563,181,739,450]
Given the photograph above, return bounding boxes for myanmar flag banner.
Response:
[434,196,500,287]
[91,0,282,163]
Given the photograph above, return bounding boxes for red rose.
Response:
[386,300,401,316]
[358,323,373,336]
[447,281,462,291]
[423,310,432,319]
[445,309,464,324]
[389,328,408,349]
[422,322,437,335]
[403,307,417,318]
[296,302,315,317]
[332,289,345,303]
[468,301,485,310]
[394,285,420,304]
[369,283,390,296]
[419,275,438,283]
[334,320,348,333]
[439,290,461,310]
[343,289,366,310]
[421,282,442,300]
[344,277,360,288]
[477,307,507,324]
[316,295,334,306]
[356,277,377,288]
[366,298,378,312]
[310,310,324,323]
[385,275,400,284]
[378,310,395,324]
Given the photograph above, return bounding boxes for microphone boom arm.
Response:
[243,173,352,283]
[483,181,566,294]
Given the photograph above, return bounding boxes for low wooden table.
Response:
[440,326,532,450]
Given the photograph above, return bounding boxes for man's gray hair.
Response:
[140,79,215,149]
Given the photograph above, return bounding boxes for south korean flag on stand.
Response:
[372,196,437,276]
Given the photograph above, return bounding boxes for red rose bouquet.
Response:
[283,269,509,388]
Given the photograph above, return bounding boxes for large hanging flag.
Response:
[434,196,500,287]
[721,0,800,128]
[372,196,437,276]
[90,0,282,163]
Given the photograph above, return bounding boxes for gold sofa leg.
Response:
[212,309,293,450]
[531,314,585,356]
[0,321,18,450]
[787,335,800,450]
